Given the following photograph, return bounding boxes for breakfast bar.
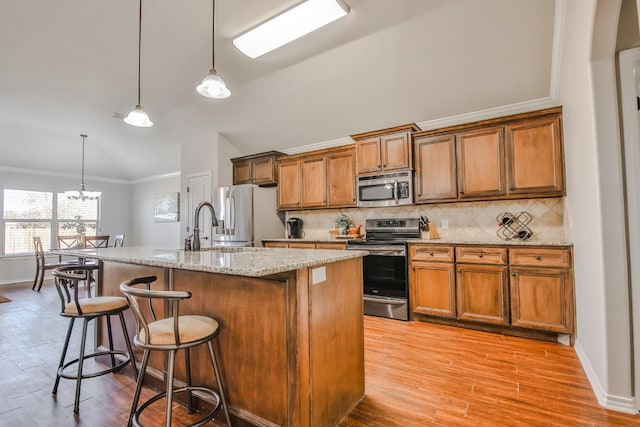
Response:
[61,246,367,427]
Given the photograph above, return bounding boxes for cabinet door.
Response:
[411,262,456,319]
[457,126,505,198]
[414,134,457,202]
[381,132,412,171]
[233,160,252,185]
[301,156,327,208]
[278,159,302,210]
[356,137,382,174]
[327,149,356,207]
[456,264,509,325]
[505,115,563,196]
[252,156,277,185]
[510,267,573,333]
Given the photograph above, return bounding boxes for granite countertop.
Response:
[407,238,573,246]
[50,246,368,277]
[263,237,572,246]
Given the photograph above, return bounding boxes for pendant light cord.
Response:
[211,0,216,70]
[137,0,143,105]
[80,134,87,190]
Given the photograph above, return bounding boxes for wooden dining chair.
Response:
[84,235,110,248]
[32,236,80,292]
[113,234,125,248]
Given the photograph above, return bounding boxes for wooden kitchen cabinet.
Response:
[264,241,346,250]
[456,263,509,325]
[351,124,419,175]
[231,151,283,186]
[413,133,457,202]
[509,247,574,335]
[277,158,302,209]
[413,107,565,204]
[327,148,356,206]
[302,156,327,207]
[277,146,356,211]
[505,115,564,196]
[457,126,506,199]
[409,245,456,319]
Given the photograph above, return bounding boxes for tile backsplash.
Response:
[285,198,565,243]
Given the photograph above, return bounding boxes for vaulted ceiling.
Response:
[0,0,555,181]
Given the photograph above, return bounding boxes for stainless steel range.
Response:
[346,218,420,321]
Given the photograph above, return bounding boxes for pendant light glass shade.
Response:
[196,69,230,99]
[124,104,154,127]
[197,0,230,99]
[64,134,101,201]
[125,0,153,127]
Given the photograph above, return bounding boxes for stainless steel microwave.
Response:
[356,171,413,207]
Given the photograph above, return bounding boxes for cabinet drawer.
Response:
[456,247,507,265]
[264,241,288,248]
[316,243,346,250]
[289,242,317,249]
[410,245,454,262]
[509,248,571,268]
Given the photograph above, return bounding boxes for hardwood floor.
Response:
[1,281,638,426]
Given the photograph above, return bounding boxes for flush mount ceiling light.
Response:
[196,0,231,99]
[233,0,350,59]
[64,134,102,201]
[124,0,153,127]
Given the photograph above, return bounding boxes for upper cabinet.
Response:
[505,115,564,196]
[351,124,420,175]
[277,146,356,211]
[413,107,565,204]
[231,151,283,187]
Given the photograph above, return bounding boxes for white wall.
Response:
[557,0,635,412]
[129,174,181,247]
[0,167,131,284]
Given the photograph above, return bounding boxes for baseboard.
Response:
[574,339,639,414]
[0,277,34,286]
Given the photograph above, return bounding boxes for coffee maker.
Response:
[286,217,303,238]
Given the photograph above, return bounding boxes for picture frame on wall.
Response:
[153,192,180,222]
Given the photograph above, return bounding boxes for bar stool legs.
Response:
[53,312,138,413]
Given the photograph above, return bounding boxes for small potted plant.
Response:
[335,214,353,235]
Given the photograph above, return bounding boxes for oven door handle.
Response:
[364,249,405,256]
[363,296,407,305]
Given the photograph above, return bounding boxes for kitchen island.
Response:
[61,246,367,427]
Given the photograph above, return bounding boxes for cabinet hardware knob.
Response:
[460,191,465,195]
[429,252,434,256]
[511,273,516,277]
[535,256,541,260]
[509,185,514,190]
[478,254,483,258]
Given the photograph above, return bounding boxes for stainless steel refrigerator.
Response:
[211,184,284,247]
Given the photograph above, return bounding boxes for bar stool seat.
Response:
[120,276,233,427]
[52,265,138,414]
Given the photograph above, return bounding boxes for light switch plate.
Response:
[311,266,326,285]
[441,219,449,229]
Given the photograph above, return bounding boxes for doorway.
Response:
[185,172,212,248]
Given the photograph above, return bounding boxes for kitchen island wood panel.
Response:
[93,249,365,427]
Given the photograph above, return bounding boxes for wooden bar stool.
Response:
[120,276,233,427]
[52,265,138,413]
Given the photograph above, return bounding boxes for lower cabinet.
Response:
[456,263,509,325]
[264,241,346,250]
[409,243,575,342]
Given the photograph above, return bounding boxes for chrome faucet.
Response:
[192,201,218,251]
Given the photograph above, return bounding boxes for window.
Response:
[2,189,99,255]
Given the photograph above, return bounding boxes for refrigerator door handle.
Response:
[228,195,236,235]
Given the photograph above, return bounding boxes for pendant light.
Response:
[124,0,153,127]
[64,134,102,201]
[196,0,231,99]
